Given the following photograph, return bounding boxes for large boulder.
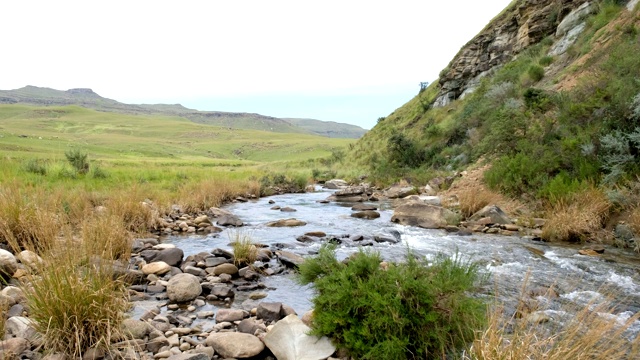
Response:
[0,249,18,279]
[217,215,243,227]
[384,185,417,199]
[263,314,336,360]
[166,273,202,303]
[468,205,512,225]
[205,332,264,358]
[324,179,348,189]
[266,219,307,227]
[391,201,454,229]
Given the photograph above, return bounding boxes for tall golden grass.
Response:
[18,227,130,358]
[455,185,510,218]
[541,187,611,242]
[467,297,640,359]
[177,178,260,213]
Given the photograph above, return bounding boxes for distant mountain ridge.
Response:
[0,86,367,138]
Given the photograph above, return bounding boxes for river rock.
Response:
[142,261,171,275]
[121,318,152,339]
[257,302,283,322]
[16,250,43,269]
[166,354,210,360]
[238,318,266,335]
[213,263,238,276]
[351,204,377,211]
[5,316,38,341]
[264,314,335,360]
[216,308,246,322]
[167,273,202,303]
[193,214,210,224]
[0,337,29,358]
[280,207,297,212]
[266,218,307,227]
[384,185,417,199]
[276,251,305,268]
[391,202,454,229]
[217,214,243,227]
[205,332,265,358]
[335,186,365,197]
[351,210,380,219]
[0,249,18,279]
[324,179,348,189]
[305,231,326,237]
[140,247,184,267]
[204,256,229,267]
[209,207,233,218]
[469,205,512,225]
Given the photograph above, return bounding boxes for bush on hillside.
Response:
[65,148,90,174]
[299,245,486,359]
[527,65,545,82]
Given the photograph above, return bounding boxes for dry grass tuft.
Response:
[229,230,258,267]
[541,187,611,242]
[0,182,59,252]
[82,213,132,261]
[456,185,509,218]
[467,298,640,360]
[20,233,130,358]
[105,187,158,233]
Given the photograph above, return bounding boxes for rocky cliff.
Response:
[434,0,600,107]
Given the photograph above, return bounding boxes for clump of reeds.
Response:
[229,230,258,267]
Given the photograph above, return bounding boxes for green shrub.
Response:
[65,149,90,174]
[23,158,47,175]
[527,65,545,82]
[387,132,425,168]
[91,166,109,179]
[299,245,486,359]
[539,55,554,66]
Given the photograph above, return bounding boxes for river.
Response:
[160,187,640,335]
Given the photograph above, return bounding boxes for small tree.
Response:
[65,149,89,174]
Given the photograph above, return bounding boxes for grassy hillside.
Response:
[0,86,367,138]
[0,104,351,164]
[349,1,640,202]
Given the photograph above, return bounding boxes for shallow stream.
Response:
[158,188,640,334]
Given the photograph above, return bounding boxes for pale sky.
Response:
[2,0,513,129]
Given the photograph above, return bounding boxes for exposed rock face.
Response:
[435,0,590,107]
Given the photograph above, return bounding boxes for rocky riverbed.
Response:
[2,182,640,359]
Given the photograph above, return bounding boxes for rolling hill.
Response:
[0,86,367,138]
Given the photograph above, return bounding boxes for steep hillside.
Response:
[0,86,366,138]
[350,0,640,206]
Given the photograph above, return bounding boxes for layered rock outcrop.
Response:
[434,0,592,107]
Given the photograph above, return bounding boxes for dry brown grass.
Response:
[444,162,524,218]
[105,186,159,233]
[0,182,59,252]
[541,187,611,242]
[178,178,260,213]
[81,213,132,261]
[467,298,640,360]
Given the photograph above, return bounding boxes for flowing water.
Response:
[160,188,640,334]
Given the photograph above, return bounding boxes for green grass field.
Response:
[0,104,351,164]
